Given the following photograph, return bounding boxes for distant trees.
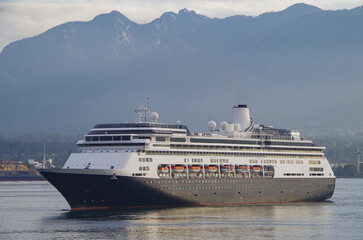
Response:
[332,164,359,177]
[310,133,363,164]
[0,134,80,167]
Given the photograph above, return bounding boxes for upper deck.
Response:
[75,103,324,153]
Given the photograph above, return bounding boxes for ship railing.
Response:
[250,134,295,141]
[168,145,321,153]
[193,132,305,141]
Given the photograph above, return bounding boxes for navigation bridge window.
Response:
[100,136,112,141]
[85,135,131,142]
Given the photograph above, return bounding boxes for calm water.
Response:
[0,179,363,240]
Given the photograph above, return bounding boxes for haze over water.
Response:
[0,178,362,239]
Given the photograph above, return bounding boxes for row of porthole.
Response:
[154,185,326,192]
[153,184,329,191]
[82,150,136,153]
[83,199,105,203]
[146,151,324,158]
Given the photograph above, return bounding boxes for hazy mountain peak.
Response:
[92,10,133,25]
[159,9,203,21]
[256,2,323,25]
[160,11,178,21]
[282,3,323,14]
[350,5,363,15]
[152,8,209,35]
[177,8,209,25]
[178,8,195,15]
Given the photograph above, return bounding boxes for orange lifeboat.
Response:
[188,165,201,173]
[250,165,262,172]
[205,165,218,173]
[158,166,169,173]
[236,165,249,173]
[220,165,234,173]
[171,165,185,173]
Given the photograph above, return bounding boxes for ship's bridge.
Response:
[76,122,190,149]
[89,123,191,135]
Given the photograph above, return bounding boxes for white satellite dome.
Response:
[207,120,217,131]
[150,112,159,122]
[220,121,228,131]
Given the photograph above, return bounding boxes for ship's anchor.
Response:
[110,173,117,180]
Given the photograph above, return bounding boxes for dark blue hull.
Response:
[39,169,335,210]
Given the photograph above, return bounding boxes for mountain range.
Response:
[1,3,363,136]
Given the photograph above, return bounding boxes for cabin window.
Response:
[309,160,321,165]
[170,138,186,142]
[122,136,131,141]
[309,173,324,176]
[156,137,166,142]
[309,167,324,172]
[139,166,150,171]
[100,136,112,141]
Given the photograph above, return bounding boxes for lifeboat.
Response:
[188,165,201,173]
[235,165,249,173]
[171,165,185,173]
[250,165,262,172]
[220,165,234,173]
[158,166,169,173]
[205,165,218,173]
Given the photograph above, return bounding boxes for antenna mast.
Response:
[43,142,46,169]
[134,98,151,123]
[357,147,361,163]
[357,147,361,175]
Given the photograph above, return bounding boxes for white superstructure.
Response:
[63,104,335,181]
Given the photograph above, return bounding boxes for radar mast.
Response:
[134,98,151,123]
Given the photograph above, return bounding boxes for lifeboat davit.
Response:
[158,166,169,173]
[171,165,185,173]
[205,165,218,173]
[250,165,262,172]
[235,165,249,173]
[220,165,234,173]
[188,165,201,173]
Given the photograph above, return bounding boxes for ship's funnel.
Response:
[232,104,251,131]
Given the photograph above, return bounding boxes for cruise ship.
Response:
[39,104,335,210]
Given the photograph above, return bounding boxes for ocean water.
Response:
[0,178,362,240]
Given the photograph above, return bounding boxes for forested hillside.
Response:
[311,133,363,164]
[0,134,79,167]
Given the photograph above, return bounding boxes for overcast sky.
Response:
[0,0,362,51]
